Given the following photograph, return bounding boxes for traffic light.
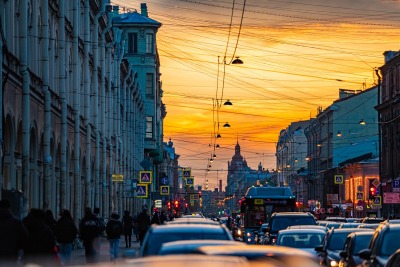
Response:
[167,201,171,210]
[185,203,188,208]
[296,201,300,208]
[369,180,377,199]
[174,200,179,210]
[199,191,202,198]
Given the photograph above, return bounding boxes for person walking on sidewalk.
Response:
[79,207,103,264]
[54,209,78,265]
[106,211,123,261]
[122,210,134,248]
[137,207,151,246]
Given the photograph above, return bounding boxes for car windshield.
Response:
[271,217,315,232]
[380,231,400,256]
[143,232,230,256]
[328,233,349,250]
[277,233,324,248]
[352,235,373,255]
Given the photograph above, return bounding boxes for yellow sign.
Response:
[160,186,170,195]
[373,196,382,206]
[136,184,148,198]
[334,175,344,184]
[139,171,152,184]
[254,199,264,205]
[112,174,124,182]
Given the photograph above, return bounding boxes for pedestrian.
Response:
[122,210,134,248]
[106,211,123,261]
[79,207,102,263]
[54,209,78,265]
[0,199,29,265]
[23,208,60,266]
[151,208,161,225]
[136,207,151,246]
[93,207,106,260]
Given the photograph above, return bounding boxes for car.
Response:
[357,223,381,230]
[385,248,400,267]
[358,223,400,267]
[265,212,317,244]
[196,244,321,267]
[120,254,251,267]
[254,223,269,244]
[339,223,363,229]
[167,218,220,225]
[287,225,328,232]
[326,217,348,223]
[275,228,325,257]
[361,217,384,224]
[338,231,374,267]
[139,223,234,257]
[315,227,373,267]
[158,239,244,255]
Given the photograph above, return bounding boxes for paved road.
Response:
[67,236,140,266]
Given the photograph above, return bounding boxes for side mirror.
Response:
[339,251,347,258]
[315,245,324,252]
[358,249,372,260]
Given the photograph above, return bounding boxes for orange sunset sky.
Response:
[114,0,400,190]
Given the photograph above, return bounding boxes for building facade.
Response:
[0,0,166,222]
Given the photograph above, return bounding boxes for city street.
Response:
[68,237,140,266]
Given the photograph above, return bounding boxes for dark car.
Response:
[359,223,400,267]
[265,212,317,244]
[361,217,384,224]
[315,227,373,267]
[139,223,234,257]
[338,231,374,267]
[385,248,400,267]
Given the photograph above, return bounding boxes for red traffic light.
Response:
[185,203,188,208]
[199,191,202,198]
[370,187,377,196]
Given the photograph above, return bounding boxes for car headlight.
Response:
[328,257,338,267]
[246,232,253,237]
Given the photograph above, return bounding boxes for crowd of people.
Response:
[0,199,173,266]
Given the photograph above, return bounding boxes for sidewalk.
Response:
[68,236,140,266]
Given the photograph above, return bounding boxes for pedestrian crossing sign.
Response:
[185,177,194,185]
[334,175,344,184]
[139,171,152,184]
[182,168,191,178]
[373,196,382,206]
[160,186,170,195]
[136,184,148,198]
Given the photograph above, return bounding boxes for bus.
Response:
[240,186,296,244]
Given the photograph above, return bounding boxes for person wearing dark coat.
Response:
[136,207,151,245]
[105,211,123,261]
[79,207,102,263]
[122,210,134,248]
[0,199,28,264]
[23,208,59,266]
[44,209,57,235]
[54,209,78,265]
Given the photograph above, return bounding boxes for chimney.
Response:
[141,3,148,17]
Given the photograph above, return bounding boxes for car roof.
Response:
[158,240,244,255]
[278,228,326,234]
[348,231,374,237]
[272,212,314,217]
[121,254,251,267]
[149,223,229,233]
[287,225,328,231]
[328,228,373,234]
[167,218,220,225]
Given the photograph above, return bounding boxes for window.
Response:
[146,73,154,96]
[146,33,153,54]
[146,116,153,139]
[128,33,138,53]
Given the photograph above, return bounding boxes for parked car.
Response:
[338,231,374,267]
[325,217,348,223]
[265,212,317,244]
[361,217,384,224]
[139,223,234,257]
[275,228,325,257]
[359,223,400,267]
[315,227,373,267]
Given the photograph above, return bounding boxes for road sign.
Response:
[112,174,124,182]
[182,169,191,178]
[185,177,194,185]
[357,200,363,206]
[372,196,382,206]
[160,186,170,195]
[160,177,169,185]
[136,184,148,198]
[393,180,400,192]
[357,192,363,200]
[327,208,333,213]
[139,171,152,184]
[356,206,363,211]
[372,178,380,188]
[334,175,344,184]
[357,185,363,192]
